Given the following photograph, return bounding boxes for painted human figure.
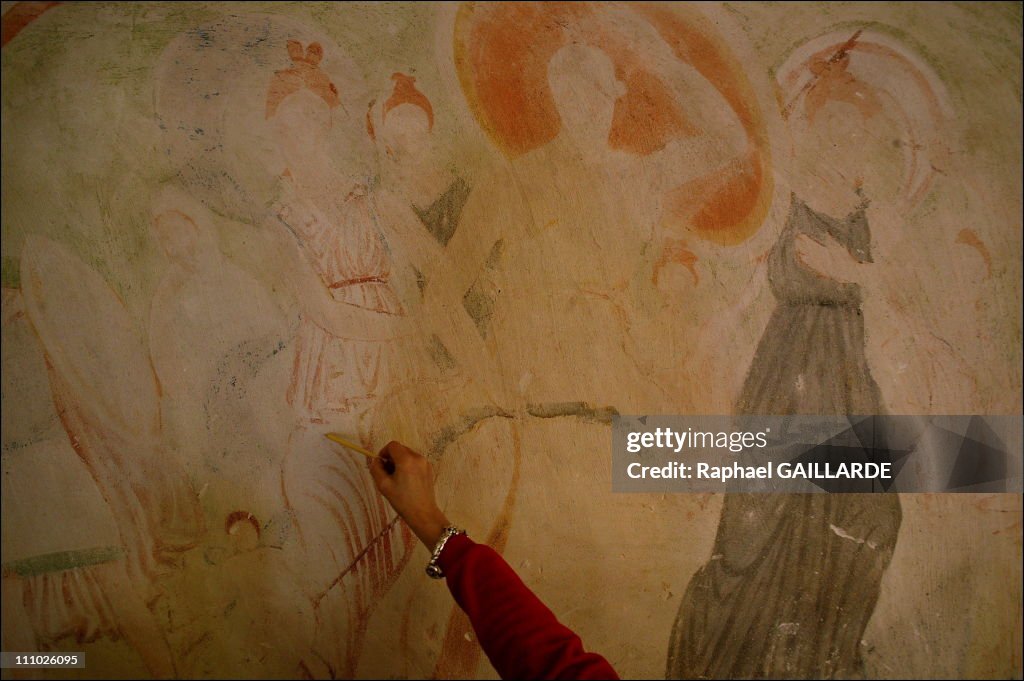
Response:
[265,40,415,678]
[667,36,934,679]
[480,42,744,412]
[14,238,208,679]
[267,48,406,423]
[371,73,470,252]
[380,40,745,678]
[148,193,291,490]
[366,72,500,394]
[363,72,525,680]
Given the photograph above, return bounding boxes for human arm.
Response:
[368,442,619,680]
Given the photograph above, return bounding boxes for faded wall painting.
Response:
[2,2,1021,679]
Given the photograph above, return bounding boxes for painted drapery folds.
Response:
[1,2,1021,679]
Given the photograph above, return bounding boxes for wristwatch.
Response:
[426,525,467,579]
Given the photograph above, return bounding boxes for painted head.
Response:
[265,40,341,168]
[548,43,627,149]
[781,33,919,214]
[368,73,435,169]
[774,29,950,213]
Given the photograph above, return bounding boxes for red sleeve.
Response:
[437,534,619,680]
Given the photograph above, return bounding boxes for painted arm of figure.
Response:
[794,232,865,284]
[372,189,450,298]
[405,167,526,389]
[265,214,409,342]
[415,165,522,302]
[373,189,504,398]
[794,202,900,288]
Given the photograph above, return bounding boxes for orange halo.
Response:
[776,30,951,208]
[453,1,773,245]
[1,1,60,48]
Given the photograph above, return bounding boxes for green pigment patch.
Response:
[2,546,124,577]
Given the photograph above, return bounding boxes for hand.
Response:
[795,233,862,284]
[368,441,450,549]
